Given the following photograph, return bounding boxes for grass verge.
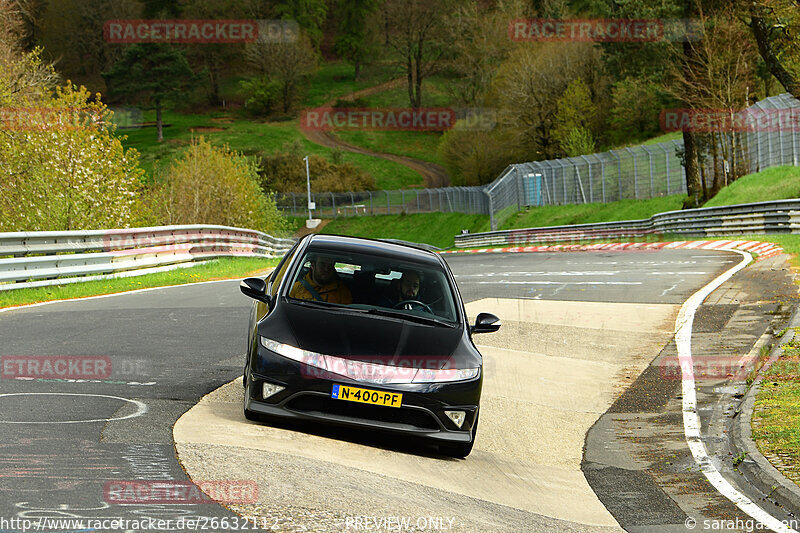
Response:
[752,337,800,485]
[704,166,800,207]
[0,256,280,310]
[309,213,491,249]
[504,195,686,229]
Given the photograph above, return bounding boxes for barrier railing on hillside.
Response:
[453,199,800,248]
[0,225,296,291]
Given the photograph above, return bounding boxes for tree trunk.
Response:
[208,61,221,106]
[711,132,721,196]
[683,130,702,208]
[750,8,800,98]
[406,50,414,108]
[156,99,163,143]
[414,42,423,108]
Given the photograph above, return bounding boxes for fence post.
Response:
[385,191,390,215]
[625,147,638,199]
[401,190,406,214]
[417,190,421,213]
[486,189,495,231]
[349,192,356,216]
[611,150,622,201]
[368,191,373,214]
[642,145,654,198]
[580,155,593,203]
[664,145,670,195]
[330,192,336,218]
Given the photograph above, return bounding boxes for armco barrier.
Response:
[454,199,800,248]
[0,225,296,291]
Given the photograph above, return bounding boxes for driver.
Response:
[289,255,352,304]
[380,269,423,309]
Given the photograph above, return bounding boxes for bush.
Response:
[239,76,282,117]
[255,145,376,193]
[0,84,146,231]
[145,137,286,234]
[437,127,518,186]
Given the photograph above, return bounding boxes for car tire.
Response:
[440,412,479,458]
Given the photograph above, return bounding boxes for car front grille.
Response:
[285,394,440,431]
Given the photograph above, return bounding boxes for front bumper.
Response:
[245,362,481,444]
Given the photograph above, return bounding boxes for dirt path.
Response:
[301,78,450,189]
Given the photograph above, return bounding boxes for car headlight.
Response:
[259,337,479,384]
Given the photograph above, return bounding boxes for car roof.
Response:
[303,234,442,266]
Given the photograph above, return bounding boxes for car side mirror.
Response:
[240,277,271,304]
[471,312,501,334]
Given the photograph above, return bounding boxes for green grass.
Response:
[704,166,800,207]
[333,130,445,166]
[358,79,454,108]
[118,112,422,190]
[313,213,491,249]
[502,195,686,229]
[0,256,280,309]
[753,338,800,484]
[303,61,394,108]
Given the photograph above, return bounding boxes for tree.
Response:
[747,0,800,98]
[608,78,672,145]
[38,0,141,91]
[180,0,249,106]
[147,137,286,233]
[488,42,605,160]
[669,3,757,196]
[441,1,513,106]
[102,44,203,142]
[333,0,379,81]
[380,0,457,108]
[553,79,598,157]
[244,30,317,113]
[0,85,145,231]
[275,0,327,50]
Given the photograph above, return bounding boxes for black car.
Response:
[239,234,500,457]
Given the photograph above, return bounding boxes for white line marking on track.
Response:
[0,278,241,315]
[677,249,796,532]
[0,392,147,424]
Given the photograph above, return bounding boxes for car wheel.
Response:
[440,412,478,458]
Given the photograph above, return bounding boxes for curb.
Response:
[730,306,800,515]
[442,239,784,261]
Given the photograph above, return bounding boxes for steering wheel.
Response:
[393,299,434,314]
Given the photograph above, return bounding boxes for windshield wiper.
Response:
[367,308,456,328]
[287,298,369,313]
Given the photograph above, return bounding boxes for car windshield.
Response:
[284,249,459,324]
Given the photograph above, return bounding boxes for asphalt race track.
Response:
[0,249,787,532]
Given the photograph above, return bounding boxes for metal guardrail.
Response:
[454,199,800,248]
[0,225,296,291]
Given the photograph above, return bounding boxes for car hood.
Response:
[275,304,468,370]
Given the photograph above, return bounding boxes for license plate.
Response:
[331,384,402,408]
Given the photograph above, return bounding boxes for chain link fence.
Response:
[276,94,800,230]
[276,187,489,218]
